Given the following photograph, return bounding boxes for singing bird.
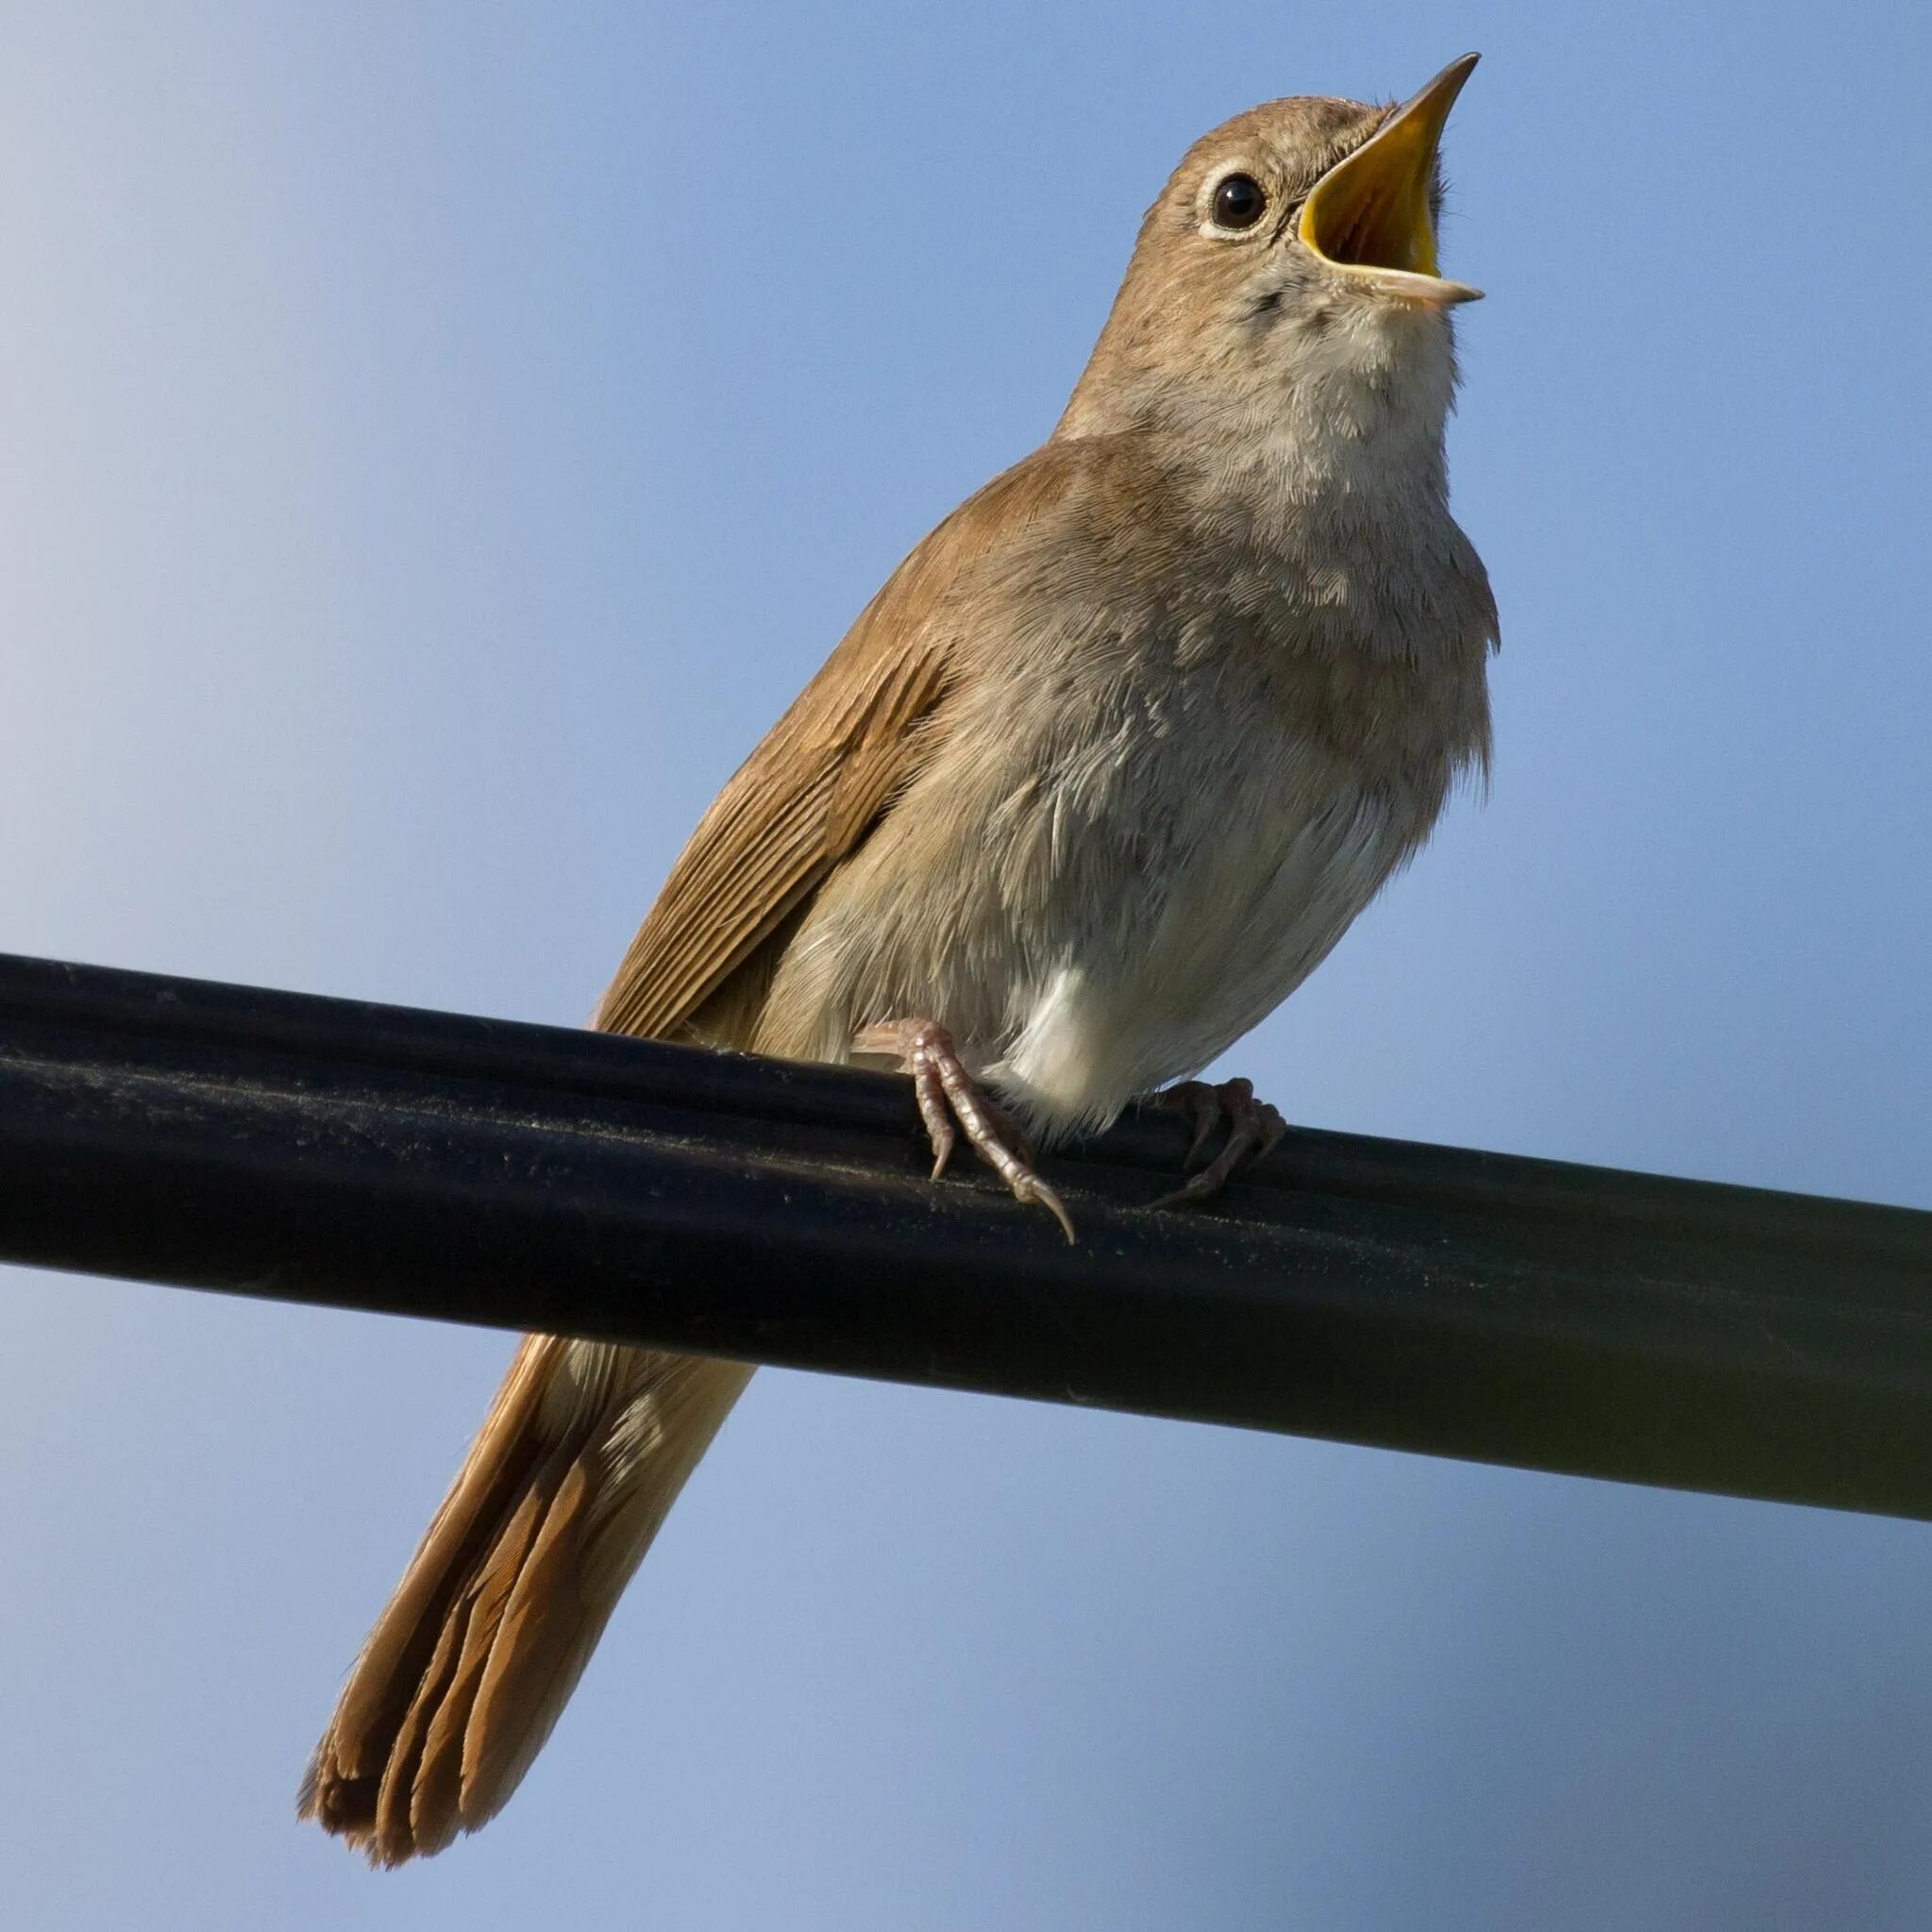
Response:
[302,57,1498,1862]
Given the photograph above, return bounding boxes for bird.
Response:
[300,55,1499,1864]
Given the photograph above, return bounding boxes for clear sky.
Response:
[3,3,1930,1925]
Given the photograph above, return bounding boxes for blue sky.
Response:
[2,3,1929,1925]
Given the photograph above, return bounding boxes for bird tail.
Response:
[299,1334,753,1864]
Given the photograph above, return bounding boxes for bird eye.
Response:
[1209,173,1267,231]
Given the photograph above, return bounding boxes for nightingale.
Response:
[301,56,1498,1863]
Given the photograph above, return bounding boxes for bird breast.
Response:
[759,617,1458,1140]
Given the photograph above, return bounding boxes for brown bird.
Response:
[301,56,1498,1863]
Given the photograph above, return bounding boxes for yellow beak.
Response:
[1299,54,1483,306]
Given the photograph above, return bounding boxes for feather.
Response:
[591,442,1082,1041]
[300,1340,750,1864]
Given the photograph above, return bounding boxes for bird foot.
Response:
[853,1018,1076,1242]
[1142,1076,1286,1208]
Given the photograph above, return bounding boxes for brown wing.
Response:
[591,441,1085,1041]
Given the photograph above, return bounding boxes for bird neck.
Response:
[1059,310,1460,530]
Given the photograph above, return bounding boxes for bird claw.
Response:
[1144,1076,1287,1209]
[854,1019,1073,1242]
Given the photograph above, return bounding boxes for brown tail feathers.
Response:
[300,1335,752,1864]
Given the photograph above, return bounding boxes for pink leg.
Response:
[853,1019,1075,1243]
[1143,1076,1287,1209]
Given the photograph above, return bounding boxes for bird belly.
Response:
[985,774,1408,1136]
[761,687,1436,1143]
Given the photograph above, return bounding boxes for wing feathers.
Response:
[307,437,1101,1863]
[592,441,1090,1042]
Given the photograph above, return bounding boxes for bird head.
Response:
[1061,57,1482,441]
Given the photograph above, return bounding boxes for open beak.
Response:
[1299,54,1483,306]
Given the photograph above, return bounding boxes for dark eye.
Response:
[1210,173,1267,231]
